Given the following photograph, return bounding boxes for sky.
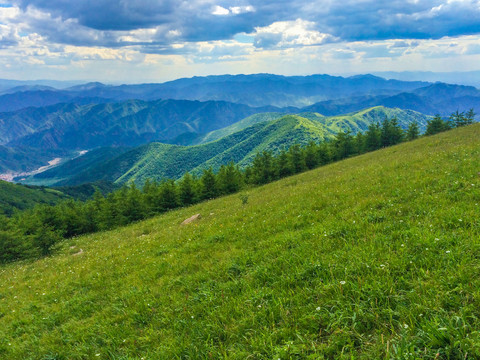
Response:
[0,0,480,83]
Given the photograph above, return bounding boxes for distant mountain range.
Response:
[0,73,429,111]
[0,99,283,150]
[20,107,432,186]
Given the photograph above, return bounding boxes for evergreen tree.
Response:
[304,141,319,169]
[365,123,382,151]
[316,142,332,165]
[288,144,306,173]
[450,110,467,127]
[275,149,293,178]
[425,114,451,135]
[0,226,30,263]
[178,172,197,206]
[465,108,476,125]
[31,224,61,256]
[406,122,420,141]
[159,180,179,210]
[143,180,162,215]
[217,162,243,195]
[381,117,404,147]
[333,131,354,160]
[353,132,366,155]
[200,167,218,200]
[251,151,274,184]
[125,183,146,222]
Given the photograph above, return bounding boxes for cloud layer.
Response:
[9,0,480,46]
[1,1,480,81]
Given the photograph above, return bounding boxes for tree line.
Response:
[0,109,476,263]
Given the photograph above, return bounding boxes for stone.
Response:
[181,214,201,225]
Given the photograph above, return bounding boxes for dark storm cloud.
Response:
[9,0,480,48]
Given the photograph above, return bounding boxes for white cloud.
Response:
[212,5,229,16]
[253,19,337,49]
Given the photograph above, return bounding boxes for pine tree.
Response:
[159,180,179,210]
[425,115,451,135]
[465,108,476,125]
[217,162,243,195]
[304,141,319,169]
[200,167,218,200]
[251,151,274,184]
[179,172,197,206]
[365,122,382,151]
[450,110,467,127]
[333,131,354,160]
[381,117,404,147]
[275,149,293,178]
[353,132,366,155]
[406,122,420,141]
[316,142,332,165]
[288,144,306,173]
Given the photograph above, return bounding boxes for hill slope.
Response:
[0,180,69,216]
[0,124,478,358]
[50,115,332,185]
[23,107,432,186]
[186,106,431,146]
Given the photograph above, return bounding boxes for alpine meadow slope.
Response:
[0,124,479,358]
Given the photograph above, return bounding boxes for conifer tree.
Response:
[316,142,332,165]
[200,167,218,200]
[465,108,476,125]
[178,172,196,206]
[217,162,243,195]
[288,144,306,173]
[159,180,179,210]
[406,122,420,141]
[425,114,451,135]
[353,132,366,155]
[450,110,467,127]
[381,117,404,147]
[251,151,274,184]
[365,122,382,151]
[304,141,319,169]
[275,149,293,178]
[333,131,354,160]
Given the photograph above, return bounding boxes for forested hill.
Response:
[0,180,68,216]
[21,107,432,186]
[36,115,332,186]
[1,99,282,151]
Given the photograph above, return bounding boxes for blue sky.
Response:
[1,0,480,82]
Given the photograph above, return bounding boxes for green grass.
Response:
[0,124,479,358]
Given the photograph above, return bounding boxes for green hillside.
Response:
[192,112,286,145]
[20,147,130,186]
[321,106,431,133]
[23,107,430,187]
[0,180,69,216]
[34,115,333,186]
[192,106,431,146]
[0,124,478,358]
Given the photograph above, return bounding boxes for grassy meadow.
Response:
[0,124,479,359]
